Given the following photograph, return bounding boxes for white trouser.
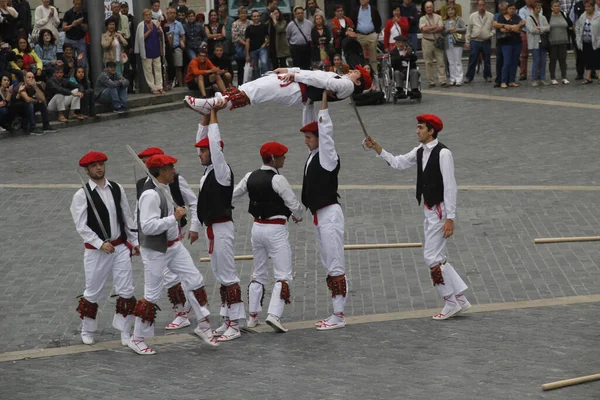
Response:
[142,57,163,91]
[134,242,210,338]
[81,243,135,334]
[248,222,293,318]
[445,46,464,84]
[48,92,81,112]
[314,204,347,314]
[204,221,245,320]
[239,74,303,107]
[423,204,468,297]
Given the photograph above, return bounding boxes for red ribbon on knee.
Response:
[206,225,215,254]
[313,213,318,226]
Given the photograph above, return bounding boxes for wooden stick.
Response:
[542,373,600,391]
[199,242,423,262]
[534,236,600,244]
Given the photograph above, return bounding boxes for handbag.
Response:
[529,15,549,49]
[243,61,253,83]
[452,32,466,45]
[426,17,445,49]
[121,50,129,64]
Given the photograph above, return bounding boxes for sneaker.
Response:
[30,127,47,136]
[455,82,462,86]
[217,321,241,342]
[193,325,220,347]
[551,79,559,85]
[212,320,228,338]
[540,80,548,86]
[265,314,288,333]
[500,83,508,88]
[246,313,261,328]
[165,312,191,330]
[316,313,346,331]
[532,81,539,87]
[81,332,95,345]
[562,79,570,85]
[120,331,131,346]
[508,82,520,87]
[0,126,5,132]
[42,126,58,133]
[183,95,222,115]
[128,339,156,355]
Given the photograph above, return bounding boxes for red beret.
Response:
[300,121,319,134]
[416,114,443,133]
[145,154,178,168]
[137,147,164,158]
[356,65,372,89]
[260,142,288,158]
[194,137,224,149]
[79,151,108,167]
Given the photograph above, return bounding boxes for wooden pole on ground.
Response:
[199,242,423,262]
[542,373,600,391]
[533,236,600,244]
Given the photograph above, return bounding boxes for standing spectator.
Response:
[383,5,410,52]
[571,0,586,79]
[526,1,550,86]
[135,9,164,94]
[33,0,60,41]
[260,0,279,23]
[102,18,128,75]
[69,67,93,117]
[185,48,226,96]
[548,0,572,84]
[218,4,234,55]
[13,0,31,39]
[58,43,83,77]
[0,73,13,131]
[495,2,525,88]
[440,0,462,19]
[45,65,83,122]
[16,71,57,135]
[331,5,354,55]
[305,0,325,23]
[151,1,165,22]
[95,61,128,112]
[10,37,43,78]
[184,9,207,61]
[34,29,58,76]
[120,1,136,93]
[287,6,313,70]
[62,0,88,68]
[165,7,186,87]
[518,0,535,80]
[246,10,270,80]
[0,0,19,47]
[493,1,509,87]
[232,6,250,85]
[352,0,383,73]
[401,0,420,50]
[176,8,187,24]
[575,0,600,83]
[420,1,447,87]
[465,0,494,83]
[267,8,290,68]
[311,13,333,68]
[108,1,131,41]
[205,9,226,55]
[209,43,233,88]
[443,6,466,85]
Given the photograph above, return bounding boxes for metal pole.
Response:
[132,0,150,93]
[87,0,106,87]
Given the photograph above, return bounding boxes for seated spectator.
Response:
[329,53,350,74]
[0,72,13,131]
[186,48,226,96]
[246,10,269,80]
[0,0,20,47]
[0,41,18,77]
[9,54,24,82]
[205,9,226,55]
[267,7,290,69]
[209,43,232,88]
[94,61,128,112]
[184,9,207,62]
[389,35,421,99]
[45,65,83,121]
[135,8,164,94]
[58,43,83,77]
[10,37,43,78]
[15,71,58,135]
[311,13,333,69]
[33,0,60,41]
[102,18,128,75]
[384,5,410,52]
[34,28,59,77]
[331,5,355,55]
[69,66,94,118]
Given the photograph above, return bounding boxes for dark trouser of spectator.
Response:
[64,37,88,68]
[495,43,504,86]
[290,44,312,69]
[575,48,585,78]
[273,57,288,68]
[0,106,9,128]
[501,42,522,84]
[582,42,600,79]
[466,40,491,82]
[96,87,128,111]
[409,33,419,51]
[22,101,51,131]
[165,43,176,85]
[548,44,567,80]
[235,56,245,86]
[519,32,528,79]
[80,89,96,117]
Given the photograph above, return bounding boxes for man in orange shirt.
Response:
[185,48,227,97]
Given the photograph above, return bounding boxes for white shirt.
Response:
[378,139,457,220]
[70,178,139,249]
[289,67,355,101]
[138,183,179,241]
[233,165,305,220]
[390,22,402,44]
[303,102,339,174]
[198,123,232,190]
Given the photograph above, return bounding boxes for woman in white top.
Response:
[33,0,60,41]
[575,0,600,83]
[442,6,466,85]
[526,1,550,86]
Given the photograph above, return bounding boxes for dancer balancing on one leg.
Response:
[363,114,471,320]
[183,66,372,115]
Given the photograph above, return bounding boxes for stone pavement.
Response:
[0,303,598,400]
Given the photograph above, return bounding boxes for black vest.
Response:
[305,75,343,102]
[85,181,126,242]
[136,174,187,227]
[416,142,447,207]
[198,167,234,225]
[301,152,340,214]
[247,169,292,220]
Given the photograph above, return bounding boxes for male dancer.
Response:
[364,114,471,320]
[132,153,219,355]
[184,66,371,115]
[70,151,139,345]
[195,105,245,341]
[301,92,347,331]
[232,142,305,333]
[136,147,199,330]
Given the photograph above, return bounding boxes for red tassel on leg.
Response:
[279,280,291,305]
[226,283,243,307]
[193,287,208,307]
[76,297,98,320]
[133,298,161,325]
[115,296,137,317]
[167,282,187,309]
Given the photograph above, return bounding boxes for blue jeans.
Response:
[409,33,419,51]
[64,37,88,68]
[97,86,128,109]
[501,42,522,84]
[250,47,268,80]
[531,48,547,81]
[186,47,198,61]
[23,102,50,129]
[466,40,491,81]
